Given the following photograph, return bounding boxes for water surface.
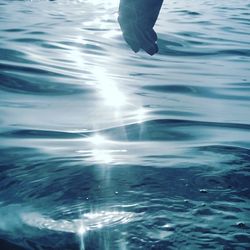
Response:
[0,0,250,249]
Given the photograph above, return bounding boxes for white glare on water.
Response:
[94,67,126,107]
[88,134,107,145]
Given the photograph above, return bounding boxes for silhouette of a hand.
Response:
[118,0,163,55]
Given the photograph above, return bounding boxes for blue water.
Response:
[0,0,250,249]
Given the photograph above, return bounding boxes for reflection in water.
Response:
[86,134,113,164]
[77,147,128,165]
[94,67,126,107]
[79,134,128,164]
[92,149,113,164]
[134,108,147,124]
[88,134,108,145]
[21,210,135,234]
[19,209,134,250]
[78,225,85,250]
[78,224,86,236]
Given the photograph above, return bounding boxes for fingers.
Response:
[119,16,159,55]
[118,0,163,55]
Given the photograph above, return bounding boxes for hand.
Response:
[118,0,163,55]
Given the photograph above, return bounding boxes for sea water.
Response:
[0,0,250,249]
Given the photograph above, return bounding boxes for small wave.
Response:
[171,10,201,16]
[142,84,250,101]
[2,28,26,33]
[0,72,90,95]
[0,48,30,64]
[158,44,250,57]
[1,119,250,141]
[0,129,82,139]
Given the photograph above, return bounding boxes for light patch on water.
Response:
[94,67,127,108]
[84,0,119,9]
[134,108,147,124]
[78,134,129,164]
[78,224,87,236]
[92,149,113,163]
[20,210,135,234]
[88,134,108,145]
[147,228,174,240]
[77,148,128,164]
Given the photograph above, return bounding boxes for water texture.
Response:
[0,0,250,249]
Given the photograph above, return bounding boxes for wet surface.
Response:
[0,0,250,249]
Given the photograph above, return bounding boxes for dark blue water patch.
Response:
[0,129,81,139]
[100,119,250,141]
[170,10,201,16]
[48,13,66,20]
[2,28,26,33]
[159,39,184,47]
[130,72,161,78]
[0,48,31,64]
[160,45,250,57]
[20,9,33,14]
[151,110,201,118]
[174,32,211,46]
[143,84,201,94]
[9,38,45,44]
[84,43,107,52]
[0,122,192,140]
[195,20,215,26]
[206,36,250,46]
[0,146,248,204]
[0,239,26,250]
[183,39,205,46]
[0,100,45,108]
[141,84,250,101]
[0,144,249,250]
[0,63,60,77]
[84,28,110,32]
[229,17,250,25]
[26,31,48,35]
[197,144,250,156]
[177,31,204,38]
[229,81,250,87]
[191,169,250,200]
[0,72,89,95]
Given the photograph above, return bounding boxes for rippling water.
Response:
[0,0,250,249]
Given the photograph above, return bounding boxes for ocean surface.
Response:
[0,0,250,249]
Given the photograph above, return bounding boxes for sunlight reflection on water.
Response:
[21,210,135,234]
[95,67,127,107]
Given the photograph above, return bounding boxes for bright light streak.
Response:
[88,134,107,145]
[135,108,147,123]
[92,149,113,164]
[78,225,86,236]
[94,67,126,107]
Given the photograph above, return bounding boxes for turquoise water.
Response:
[0,0,250,249]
